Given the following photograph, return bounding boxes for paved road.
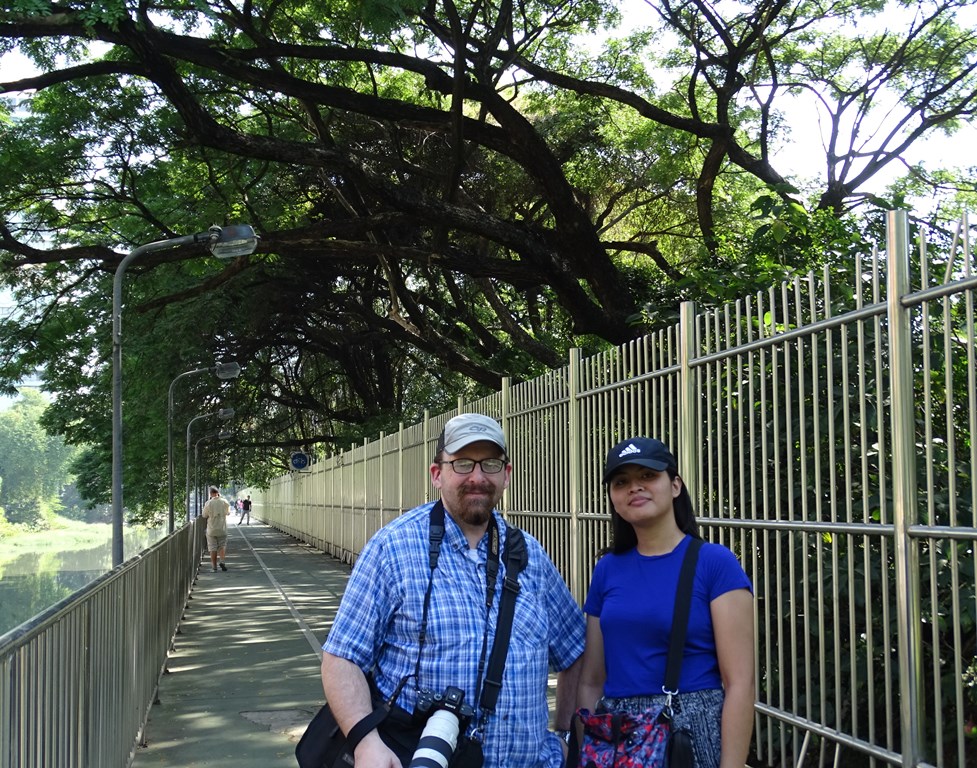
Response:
[131,521,349,767]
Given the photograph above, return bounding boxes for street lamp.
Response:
[167,361,241,533]
[186,408,235,522]
[194,429,233,518]
[112,225,257,567]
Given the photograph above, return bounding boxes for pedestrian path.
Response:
[131,521,349,767]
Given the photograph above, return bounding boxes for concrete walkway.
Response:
[131,521,349,768]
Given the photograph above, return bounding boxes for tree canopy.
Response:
[0,389,81,527]
[0,0,975,519]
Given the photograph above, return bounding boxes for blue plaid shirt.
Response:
[322,501,585,768]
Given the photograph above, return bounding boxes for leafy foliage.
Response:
[0,390,83,527]
[0,0,974,519]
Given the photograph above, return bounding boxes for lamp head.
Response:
[214,361,241,380]
[217,408,235,419]
[208,225,258,259]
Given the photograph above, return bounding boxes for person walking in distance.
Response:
[238,494,252,525]
[319,413,585,768]
[202,486,230,572]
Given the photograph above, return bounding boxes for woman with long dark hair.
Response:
[577,437,755,768]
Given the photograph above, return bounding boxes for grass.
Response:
[0,517,111,565]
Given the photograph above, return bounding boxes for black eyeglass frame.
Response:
[438,457,508,474]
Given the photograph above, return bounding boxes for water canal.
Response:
[0,525,165,637]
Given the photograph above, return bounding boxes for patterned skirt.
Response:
[597,688,724,768]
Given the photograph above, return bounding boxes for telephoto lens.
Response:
[408,710,460,768]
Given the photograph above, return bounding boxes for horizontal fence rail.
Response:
[257,212,976,768]
[0,519,203,768]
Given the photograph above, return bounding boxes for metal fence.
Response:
[257,211,976,768]
[0,519,203,768]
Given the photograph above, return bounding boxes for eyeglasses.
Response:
[440,458,506,474]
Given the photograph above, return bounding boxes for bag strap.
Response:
[663,537,703,695]
[478,523,528,714]
[344,703,390,753]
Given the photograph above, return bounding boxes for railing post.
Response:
[679,301,698,497]
[568,348,584,602]
[886,209,922,768]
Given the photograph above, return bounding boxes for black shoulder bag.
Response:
[296,503,528,768]
[568,537,702,768]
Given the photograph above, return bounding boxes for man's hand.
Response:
[353,731,402,768]
[321,653,402,766]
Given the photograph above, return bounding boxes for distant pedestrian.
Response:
[202,486,230,572]
[238,495,252,525]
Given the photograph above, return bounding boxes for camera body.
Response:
[408,687,475,768]
[413,686,474,729]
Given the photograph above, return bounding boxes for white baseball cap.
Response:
[436,413,507,455]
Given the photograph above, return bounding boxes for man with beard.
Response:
[319,413,584,768]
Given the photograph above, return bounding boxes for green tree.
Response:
[0,390,79,527]
[0,0,973,516]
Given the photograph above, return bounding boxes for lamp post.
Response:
[194,430,233,517]
[111,225,257,567]
[186,408,235,522]
[167,362,241,533]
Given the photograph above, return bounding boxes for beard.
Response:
[445,485,500,528]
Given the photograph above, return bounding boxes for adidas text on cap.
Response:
[437,413,507,455]
[603,437,676,482]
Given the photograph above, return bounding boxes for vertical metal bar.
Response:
[500,376,511,516]
[423,408,432,504]
[679,301,697,496]
[885,209,923,767]
[965,212,977,768]
[378,431,385,529]
[568,348,583,602]
[399,422,405,517]
[918,228,945,763]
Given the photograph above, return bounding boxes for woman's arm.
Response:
[575,615,607,711]
[711,588,756,768]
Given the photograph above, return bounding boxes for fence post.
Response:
[361,438,368,554]
[568,348,584,602]
[378,431,385,527]
[679,301,698,497]
[886,209,923,768]
[398,422,405,516]
[500,376,512,517]
[424,409,431,503]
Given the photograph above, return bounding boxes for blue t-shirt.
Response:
[583,534,752,696]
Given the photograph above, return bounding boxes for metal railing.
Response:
[257,212,977,768]
[0,519,203,768]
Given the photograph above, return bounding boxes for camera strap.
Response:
[477,522,527,717]
[413,501,529,736]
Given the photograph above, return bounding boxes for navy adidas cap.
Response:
[603,437,677,482]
